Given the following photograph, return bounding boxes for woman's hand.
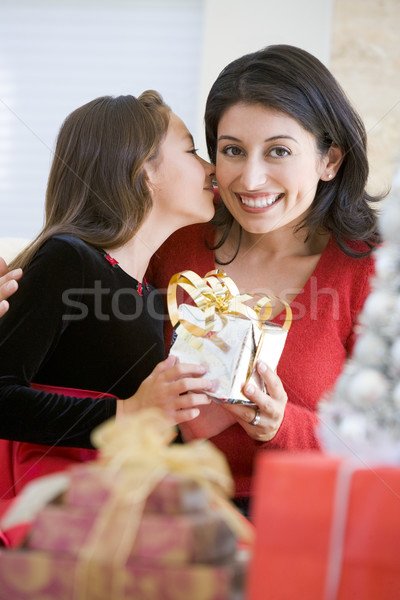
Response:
[222,361,288,442]
[0,257,22,318]
[116,355,217,424]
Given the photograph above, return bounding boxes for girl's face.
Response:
[215,103,330,235]
[145,112,215,229]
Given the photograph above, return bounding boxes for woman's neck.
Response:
[217,217,329,264]
[242,227,329,260]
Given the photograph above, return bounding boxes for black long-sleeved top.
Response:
[0,234,165,448]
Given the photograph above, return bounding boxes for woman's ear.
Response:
[321,144,344,181]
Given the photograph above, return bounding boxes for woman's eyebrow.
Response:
[218,134,297,143]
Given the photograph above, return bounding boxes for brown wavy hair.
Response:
[204,44,384,261]
[10,90,170,270]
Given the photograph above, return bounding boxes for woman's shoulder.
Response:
[323,236,376,306]
[327,236,377,268]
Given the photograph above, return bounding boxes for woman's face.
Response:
[145,112,215,228]
[215,103,330,235]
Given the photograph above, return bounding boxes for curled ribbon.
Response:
[168,270,292,393]
[74,409,254,599]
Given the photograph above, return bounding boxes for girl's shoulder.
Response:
[37,234,102,264]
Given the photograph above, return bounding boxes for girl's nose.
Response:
[198,157,216,188]
[198,155,215,177]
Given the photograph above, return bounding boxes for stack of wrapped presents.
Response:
[0,409,252,600]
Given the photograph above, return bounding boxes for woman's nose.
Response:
[239,158,267,190]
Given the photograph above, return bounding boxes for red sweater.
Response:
[146,223,375,496]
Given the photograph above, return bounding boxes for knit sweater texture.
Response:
[146,223,375,496]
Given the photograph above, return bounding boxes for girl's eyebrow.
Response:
[217,134,298,143]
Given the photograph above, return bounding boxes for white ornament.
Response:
[375,245,400,281]
[353,331,387,368]
[362,290,396,328]
[347,368,388,406]
[338,413,368,443]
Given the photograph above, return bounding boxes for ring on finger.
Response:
[250,407,260,426]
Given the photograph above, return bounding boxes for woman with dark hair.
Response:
[147,45,383,508]
[0,90,216,500]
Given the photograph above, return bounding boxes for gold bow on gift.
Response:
[168,270,292,350]
[74,409,254,600]
[168,270,292,390]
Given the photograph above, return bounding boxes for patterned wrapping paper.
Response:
[27,502,237,565]
[167,270,292,404]
[66,466,209,514]
[0,550,245,600]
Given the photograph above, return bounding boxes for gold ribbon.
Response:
[168,270,292,394]
[167,269,292,351]
[74,409,254,599]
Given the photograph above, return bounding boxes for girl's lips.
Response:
[237,192,284,210]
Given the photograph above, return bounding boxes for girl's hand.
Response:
[116,355,217,424]
[222,361,288,442]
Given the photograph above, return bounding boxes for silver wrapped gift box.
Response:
[167,270,292,405]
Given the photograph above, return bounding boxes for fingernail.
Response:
[198,364,207,374]
[208,379,219,392]
[257,361,267,373]
[245,384,255,396]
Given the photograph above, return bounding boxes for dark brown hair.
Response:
[10,90,170,270]
[205,44,383,260]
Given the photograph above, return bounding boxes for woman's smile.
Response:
[238,192,285,210]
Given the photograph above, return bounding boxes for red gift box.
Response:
[247,452,400,600]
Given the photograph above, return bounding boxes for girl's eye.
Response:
[189,148,199,155]
[270,146,290,158]
[220,145,243,157]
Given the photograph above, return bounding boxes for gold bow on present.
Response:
[168,270,292,393]
[168,269,292,350]
[74,410,254,599]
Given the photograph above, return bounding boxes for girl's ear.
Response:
[321,144,344,181]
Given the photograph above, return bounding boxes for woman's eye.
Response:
[270,146,290,158]
[221,145,243,157]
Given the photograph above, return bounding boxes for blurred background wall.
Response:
[0,0,398,240]
[330,0,400,196]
